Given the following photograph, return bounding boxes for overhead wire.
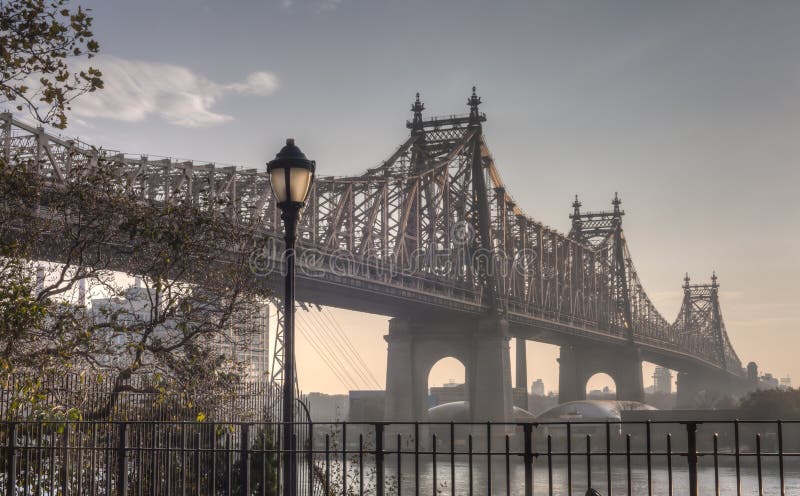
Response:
[318,307,382,388]
[304,308,379,389]
[269,299,382,391]
[296,310,360,390]
[299,308,371,390]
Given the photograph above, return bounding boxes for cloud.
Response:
[280,0,343,13]
[69,56,279,127]
[224,72,279,96]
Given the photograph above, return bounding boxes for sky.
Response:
[15,0,800,395]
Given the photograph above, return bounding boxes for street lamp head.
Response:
[267,138,316,208]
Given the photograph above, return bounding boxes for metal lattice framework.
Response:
[674,273,738,372]
[0,91,742,377]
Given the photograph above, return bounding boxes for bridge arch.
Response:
[585,372,617,399]
[427,357,468,408]
[427,357,467,389]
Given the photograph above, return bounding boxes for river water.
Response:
[327,458,800,495]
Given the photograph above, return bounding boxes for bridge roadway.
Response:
[1,94,751,421]
[286,252,729,376]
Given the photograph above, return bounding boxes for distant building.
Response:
[307,392,348,421]
[759,373,780,390]
[747,362,759,385]
[531,379,545,397]
[587,387,615,400]
[429,380,466,407]
[90,279,269,381]
[779,376,792,390]
[653,367,672,395]
[348,390,385,422]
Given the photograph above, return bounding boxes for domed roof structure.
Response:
[427,401,538,422]
[428,401,470,422]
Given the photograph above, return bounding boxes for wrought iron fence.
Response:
[0,374,287,422]
[1,420,798,495]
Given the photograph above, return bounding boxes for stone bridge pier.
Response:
[384,315,513,422]
[558,343,645,403]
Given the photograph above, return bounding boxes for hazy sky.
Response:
[25,0,800,394]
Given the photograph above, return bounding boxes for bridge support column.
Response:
[558,345,584,403]
[384,316,513,422]
[384,318,424,422]
[513,337,528,409]
[558,343,644,403]
[469,319,513,422]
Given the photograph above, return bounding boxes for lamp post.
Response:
[267,138,316,496]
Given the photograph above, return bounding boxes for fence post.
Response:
[308,421,314,496]
[62,424,70,496]
[194,432,201,494]
[686,422,698,496]
[5,422,16,496]
[523,424,533,496]
[240,424,250,496]
[116,423,128,496]
[375,423,384,496]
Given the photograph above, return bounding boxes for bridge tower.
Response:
[384,89,513,422]
[561,194,644,403]
[675,273,742,407]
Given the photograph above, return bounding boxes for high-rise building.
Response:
[653,367,672,395]
[779,376,792,390]
[90,280,269,381]
[224,304,270,381]
[531,379,545,396]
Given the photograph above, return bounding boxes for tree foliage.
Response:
[1,0,102,128]
[738,388,800,420]
[0,151,269,420]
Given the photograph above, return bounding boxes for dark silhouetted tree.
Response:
[738,389,800,420]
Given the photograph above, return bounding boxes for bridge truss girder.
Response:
[0,97,743,377]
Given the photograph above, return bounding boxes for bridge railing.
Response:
[1,419,797,495]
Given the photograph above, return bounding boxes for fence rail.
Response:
[1,420,798,495]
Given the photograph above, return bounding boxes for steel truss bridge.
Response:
[1,91,745,414]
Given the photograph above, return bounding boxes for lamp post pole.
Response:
[282,204,299,496]
[267,138,315,496]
